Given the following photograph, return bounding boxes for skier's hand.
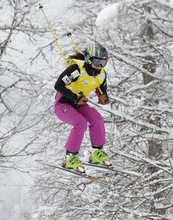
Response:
[78,96,88,105]
[76,92,88,105]
[98,94,110,105]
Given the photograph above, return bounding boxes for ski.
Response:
[35,159,108,186]
[83,161,142,177]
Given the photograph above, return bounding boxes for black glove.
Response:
[75,92,88,105]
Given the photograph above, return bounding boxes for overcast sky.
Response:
[41,0,72,16]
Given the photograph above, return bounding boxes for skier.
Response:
[54,43,111,173]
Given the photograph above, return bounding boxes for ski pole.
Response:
[39,4,69,67]
[66,32,82,54]
[39,6,104,96]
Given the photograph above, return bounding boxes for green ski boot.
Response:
[90,149,112,166]
[65,154,85,173]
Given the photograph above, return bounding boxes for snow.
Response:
[170,44,173,56]
[100,104,170,134]
[0,170,33,220]
[171,0,173,8]
[0,0,72,219]
[83,150,90,161]
[33,205,57,219]
[154,0,173,8]
[169,128,173,138]
[1,0,173,219]
[95,3,121,27]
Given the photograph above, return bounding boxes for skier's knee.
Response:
[81,118,87,131]
[75,118,87,132]
[94,113,104,123]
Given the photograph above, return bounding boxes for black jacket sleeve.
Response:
[54,64,80,101]
[96,71,108,97]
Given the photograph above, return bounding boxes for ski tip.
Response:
[130,171,143,177]
[134,173,143,177]
[35,159,43,162]
[100,181,110,186]
[89,176,108,186]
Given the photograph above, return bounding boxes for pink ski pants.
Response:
[54,102,105,152]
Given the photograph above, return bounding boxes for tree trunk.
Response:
[142,4,166,218]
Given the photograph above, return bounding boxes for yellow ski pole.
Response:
[39,4,69,67]
[66,32,82,54]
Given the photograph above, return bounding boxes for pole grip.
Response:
[66,32,72,37]
[39,4,43,9]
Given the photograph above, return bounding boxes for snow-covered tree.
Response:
[1,0,173,219]
[33,1,173,220]
[0,0,64,219]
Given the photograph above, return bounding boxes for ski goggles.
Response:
[91,58,107,67]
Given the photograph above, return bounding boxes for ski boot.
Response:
[64,154,85,173]
[90,149,112,166]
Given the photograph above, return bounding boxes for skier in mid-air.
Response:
[54,43,111,173]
